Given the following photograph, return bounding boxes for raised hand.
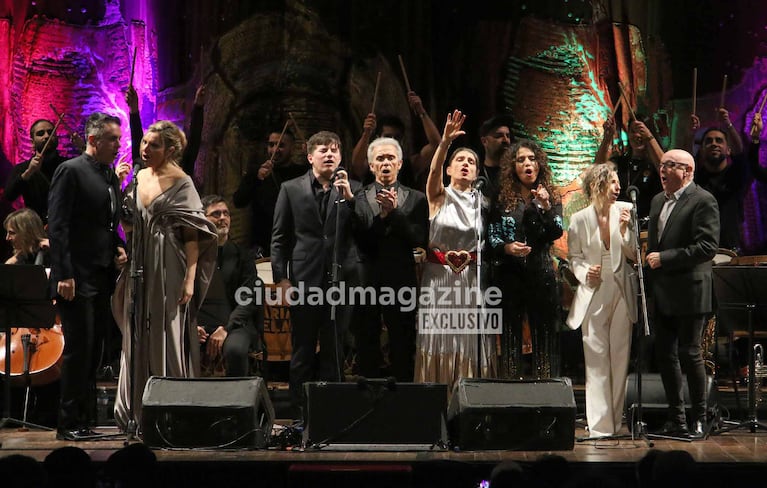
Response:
[363,113,377,136]
[408,91,425,116]
[531,184,551,211]
[126,86,139,113]
[750,113,763,142]
[442,109,466,143]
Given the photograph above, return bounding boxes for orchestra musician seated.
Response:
[3,208,50,266]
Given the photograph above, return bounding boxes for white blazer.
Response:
[566,201,638,330]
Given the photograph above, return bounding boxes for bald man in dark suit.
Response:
[646,149,719,438]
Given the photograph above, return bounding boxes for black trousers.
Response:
[56,290,109,430]
[654,313,708,423]
[355,303,416,382]
[289,303,350,409]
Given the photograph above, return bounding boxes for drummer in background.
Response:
[197,195,262,377]
[4,208,50,266]
[353,137,428,382]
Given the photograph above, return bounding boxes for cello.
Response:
[0,320,64,387]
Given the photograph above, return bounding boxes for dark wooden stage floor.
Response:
[2,416,767,487]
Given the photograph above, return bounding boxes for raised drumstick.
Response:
[617,81,637,121]
[129,47,137,88]
[371,71,381,114]
[719,74,728,109]
[692,67,698,116]
[398,54,412,93]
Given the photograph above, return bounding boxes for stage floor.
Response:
[1,424,767,487]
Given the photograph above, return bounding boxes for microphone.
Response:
[626,185,640,204]
[473,176,489,192]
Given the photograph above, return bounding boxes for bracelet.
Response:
[419,112,426,118]
[726,122,734,129]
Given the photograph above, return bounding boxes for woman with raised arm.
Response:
[414,110,496,390]
[566,163,637,438]
[113,120,217,433]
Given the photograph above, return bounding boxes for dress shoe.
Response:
[691,419,706,438]
[658,420,689,436]
[56,428,86,441]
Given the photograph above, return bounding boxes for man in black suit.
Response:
[48,112,126,440]
[646,148,719,438]
[354,137,428,381]
[271,131,362,411]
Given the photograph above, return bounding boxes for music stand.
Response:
[0,265,57,431]
[711,265,767,434]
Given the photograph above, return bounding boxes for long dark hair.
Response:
[498,139,560,212]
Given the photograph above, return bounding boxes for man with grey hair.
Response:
[354,137,428,381]
[48,112,126,440]
[646,148,719,439]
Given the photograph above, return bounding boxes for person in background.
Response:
[3,208,49,265]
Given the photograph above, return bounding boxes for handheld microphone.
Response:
[626,185,640,204]
[473,176,489,192]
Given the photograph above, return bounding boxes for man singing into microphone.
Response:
[271,131,362,416]
[354,137,428,382]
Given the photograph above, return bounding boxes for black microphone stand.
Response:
[330,169,344,384]
[473,181,485,379]
[123,163,143,443]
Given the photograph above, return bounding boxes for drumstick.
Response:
[288,112,305,142]
[129,47,137,88]
[618,81,637,121]
[398,54,412,93]
[610,97,621,118]
[758,91,767,114]
[692,67,698,116]
[719,74,728,109]
[371,71,381,114]
[39,111,65,156]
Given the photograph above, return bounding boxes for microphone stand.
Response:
[124,164,143,443]
[473,184,485,379]
[330,172,344,384]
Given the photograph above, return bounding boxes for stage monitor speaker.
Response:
[624,373,718,432]
[448,378,576,451]
[141,376,274,449]
[303,381,447,450]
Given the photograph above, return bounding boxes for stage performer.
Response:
[646,149,719,438]
[566,163,637,438]
[4,208,50,265]
[5,119,68,222]
[488,139,563,379]
[350,90,442,191]
[414,110,496,390]
[271,131,362,414]
[48,112,126,440]
[354,137,428,382]
[113,120,217,432]
[233,127,307,256]
[196,194,261,377]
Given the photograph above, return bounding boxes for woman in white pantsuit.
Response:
[567,163,638,438]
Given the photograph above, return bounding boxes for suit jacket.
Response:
[354,183,428,288]
[647,182,719,316]
[566,201,638,329]
[47,153,123,297]
[271,171,362,289]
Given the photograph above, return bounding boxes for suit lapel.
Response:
[302,173,324,227]
[398,186,410,208]
[365,186,380,217]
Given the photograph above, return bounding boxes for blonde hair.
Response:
[146,120,187,165]
[582,162,617,209]
[4,208,46,255]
